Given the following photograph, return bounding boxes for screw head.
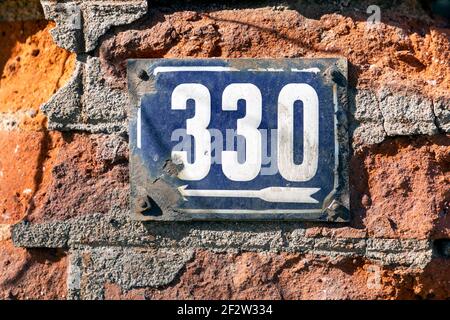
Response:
[136,195,151,213]
[330,67,347,87]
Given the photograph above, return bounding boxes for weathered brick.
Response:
[356,135,449,239]
[102,251,449,300]
[0,224,10,241]
[0,131,45,224]
[305,135,449,240]
[0,240,67,299]
[29,133,129,222]
[0,21,75,130]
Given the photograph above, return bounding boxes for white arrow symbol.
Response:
[177,186,320,204]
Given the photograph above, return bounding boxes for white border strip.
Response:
[153,66,238,75]
[291,67,321,73]
[153,66,322,75]
[137,107,141,149]
[178,209,323,214]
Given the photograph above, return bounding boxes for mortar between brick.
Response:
[12,210,434,270]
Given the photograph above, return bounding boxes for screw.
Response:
[138,69,149,81]
[330,67,347,87]
[325,199,350,222]
[136,195,151,213]
[109,218,120,228]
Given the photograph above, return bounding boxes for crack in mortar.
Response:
[430,100,444,134]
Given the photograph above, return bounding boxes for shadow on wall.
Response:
[109,0,449,38]
[149,0,449,25]
[0,21,51,225]
[0,20,75,225]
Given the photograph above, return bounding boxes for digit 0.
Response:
[277,83,319,182]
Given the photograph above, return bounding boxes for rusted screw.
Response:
[136,195,151,213]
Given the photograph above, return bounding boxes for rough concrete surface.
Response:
[42,57,128,133]
[0,0,44,21]
[41,0,148,52]
[0,0,449,299]
[12,209,433,271]
[434,95,450,132]
[378,87,438,136]
[67,247,194,299]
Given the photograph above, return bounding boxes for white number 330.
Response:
[171,83,319,183]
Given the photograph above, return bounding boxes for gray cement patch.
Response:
[67,247,194,299]
[377,87,438,136]
[41,57,128,134]
[41,0,148,53]
[0,0,44,21]
[349,87,448,149]
[433,96,450,133]
[13,209,434,299]
[12,209,433,270]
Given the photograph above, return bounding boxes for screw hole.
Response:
[138,69,149,81]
